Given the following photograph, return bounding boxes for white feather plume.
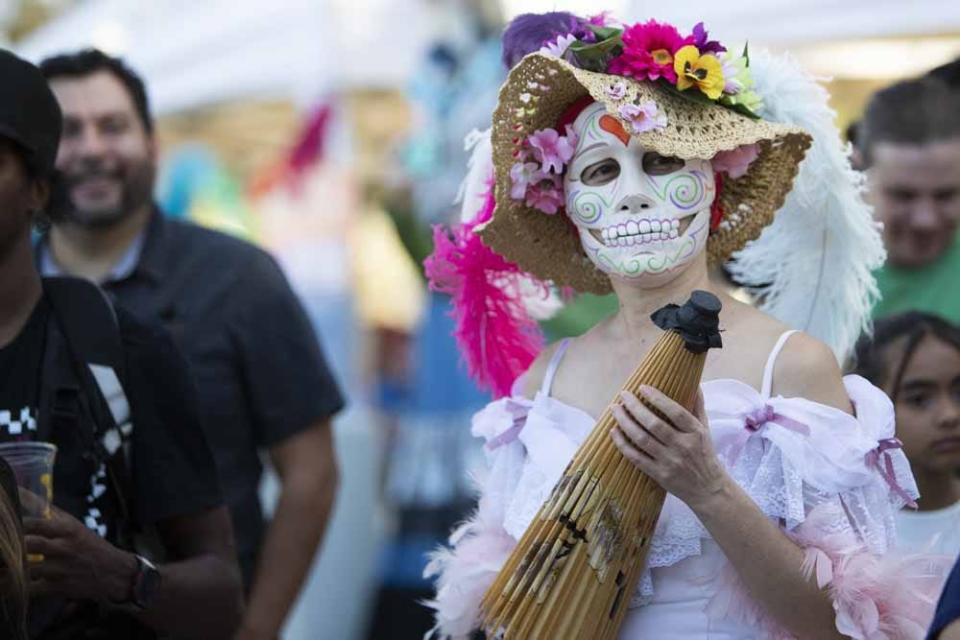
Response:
[456,128,495,223]
[454,127,564,321]
[728,50,886,364]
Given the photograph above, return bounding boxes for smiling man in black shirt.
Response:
[37,49,344,640]
[0,48,242,639]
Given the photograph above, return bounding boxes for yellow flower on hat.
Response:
[674,45,724,100]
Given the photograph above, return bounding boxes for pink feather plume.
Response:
[424,183,546,398]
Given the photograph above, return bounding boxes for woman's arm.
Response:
[611,386,843,638]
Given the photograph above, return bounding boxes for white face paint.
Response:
[564,102,715,287]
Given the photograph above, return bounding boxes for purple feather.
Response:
[501,12,591,69]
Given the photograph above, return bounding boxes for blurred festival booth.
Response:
[5,0,960,638]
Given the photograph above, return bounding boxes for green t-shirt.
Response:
[872,231,960,324]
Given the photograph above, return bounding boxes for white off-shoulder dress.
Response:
[426,332,946,639]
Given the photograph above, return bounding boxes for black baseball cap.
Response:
[0,48,62,176]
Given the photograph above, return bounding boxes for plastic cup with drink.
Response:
[0,441,57,562]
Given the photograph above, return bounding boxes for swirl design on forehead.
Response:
[569,189,612,225]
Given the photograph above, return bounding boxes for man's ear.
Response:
[29,176,51,215]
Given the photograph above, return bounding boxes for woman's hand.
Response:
[610,385,731,512]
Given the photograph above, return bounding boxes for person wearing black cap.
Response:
[0,49,242,639]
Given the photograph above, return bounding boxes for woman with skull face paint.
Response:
[425,13,947,640]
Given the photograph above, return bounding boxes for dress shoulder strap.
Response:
[761,330,800,398]
[540,338,572,397]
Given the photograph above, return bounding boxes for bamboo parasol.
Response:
[478,290,723,639]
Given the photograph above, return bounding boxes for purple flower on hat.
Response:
[619,101,667,134]
[588,12,614,27]
[525,174,564,214]
[606,81,627,101]
[528,127,577,175]
[691,22,726,55]
[510,161,541,200]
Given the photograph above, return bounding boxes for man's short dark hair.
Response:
[859,76,960,166]
[928,56,960,89]
[39,48,153,133]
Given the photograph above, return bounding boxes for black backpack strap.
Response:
[42,277,125,375]
[41,277,136,541]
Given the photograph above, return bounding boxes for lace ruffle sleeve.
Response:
[699,375,947,639]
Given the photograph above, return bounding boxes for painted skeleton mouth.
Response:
[589,213,698,248]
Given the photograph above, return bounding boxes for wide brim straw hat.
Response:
[477,52,812,294]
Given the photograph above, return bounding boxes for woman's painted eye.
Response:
[581,158,620,186]
[642,152,685,176]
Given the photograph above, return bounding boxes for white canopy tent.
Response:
[20,0,960,114]
[16,0,433,114]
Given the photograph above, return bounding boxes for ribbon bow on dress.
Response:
[721,403,811,465]
[485,398,534,450]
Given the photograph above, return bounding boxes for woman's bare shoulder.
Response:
[774,332,853,413]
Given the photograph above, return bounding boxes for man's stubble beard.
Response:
[62,159,156,230]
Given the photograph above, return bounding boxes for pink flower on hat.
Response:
[510,161,541,200]
[524,174,564,214]
[619,101,667,134]
[608,20,691,83]
[527,127,578,174]
[712,143,760,178]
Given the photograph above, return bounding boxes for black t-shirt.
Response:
[0,293,223,639]
[0,297,47,442]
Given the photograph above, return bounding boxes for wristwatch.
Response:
[129,554,161,610]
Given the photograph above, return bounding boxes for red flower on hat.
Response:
[608,20,692,83]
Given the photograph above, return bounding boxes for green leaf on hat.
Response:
[569,30,624,73]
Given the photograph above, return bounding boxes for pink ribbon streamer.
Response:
[865,437,918,509]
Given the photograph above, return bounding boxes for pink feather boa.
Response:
[707,504,950,639]
[424,183,546,398]
[422,494,516,639]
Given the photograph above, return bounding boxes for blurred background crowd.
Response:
[2,0,960,639]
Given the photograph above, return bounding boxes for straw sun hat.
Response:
[478,51,812,294]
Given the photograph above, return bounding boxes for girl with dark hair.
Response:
[854,312,960,558]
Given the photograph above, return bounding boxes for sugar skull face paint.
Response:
[564,102,715,287]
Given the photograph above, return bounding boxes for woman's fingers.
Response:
[612,403,667,458]
[619,390,679,445]
[639,385,700,432]
[610,427,655,474]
